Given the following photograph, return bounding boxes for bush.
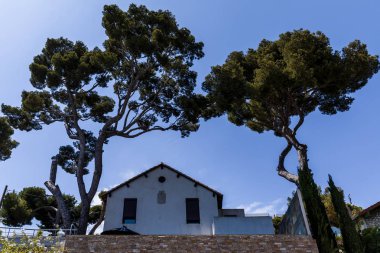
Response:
[362,227,380,253]
[0,231,64,253]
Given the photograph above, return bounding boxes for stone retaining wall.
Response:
[64,235,318,253]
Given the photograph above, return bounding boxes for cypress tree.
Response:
[328,175,364,253]
[298,167,338,253]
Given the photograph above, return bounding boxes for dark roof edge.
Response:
[100,163,223,201]
[354,201,380,219]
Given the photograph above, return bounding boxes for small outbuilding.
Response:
[101,163,274,235]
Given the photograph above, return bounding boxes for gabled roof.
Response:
[100,163,223,209]
[355,201,380,219]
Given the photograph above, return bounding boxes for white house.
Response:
[101,163,274,235]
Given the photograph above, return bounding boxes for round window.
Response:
[158,176,166,183]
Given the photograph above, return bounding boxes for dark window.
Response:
[186,198,200,224]
[123,198,137,224]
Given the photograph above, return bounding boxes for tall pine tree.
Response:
[298,167,338,253]
[328,175,363,253]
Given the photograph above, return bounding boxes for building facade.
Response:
[101,163,274,235]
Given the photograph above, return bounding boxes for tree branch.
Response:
[292,111,304,135]
[277,140,299,184]
[67,91,88,202]
[32,206,58,213]
[49,156,58,184]
[64,122,79,140]
[101,62,150,136]
[282,128,308,174]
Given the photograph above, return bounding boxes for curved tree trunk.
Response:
[277,141,299,184]
[276,120,309,185]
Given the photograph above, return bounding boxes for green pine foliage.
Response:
[0,117,18,161]
[298,167,338,253]
[328,175,364,253]
[0,187,101,228]
[0,191,32,227]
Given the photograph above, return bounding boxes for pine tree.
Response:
[298,167,338,253]
[328,175,364,253]
[2,4,205,234]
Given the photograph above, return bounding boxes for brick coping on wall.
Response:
[64,235,318,253]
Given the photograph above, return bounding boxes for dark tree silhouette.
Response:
[299,167,338,252]
[328,175,364,253]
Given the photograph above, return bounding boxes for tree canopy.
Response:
[0,187,101,229]
[2,4,205,137]
[1,4,205,234]
[0,191,32,227]
[0,117,18,161]
[203,29,379,183]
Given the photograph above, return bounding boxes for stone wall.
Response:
[364,208,380,228]
[64,235,318,253]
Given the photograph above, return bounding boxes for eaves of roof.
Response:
[99,162,223,209]
[354,201,380,220]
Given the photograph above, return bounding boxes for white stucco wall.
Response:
[103,166,219,235]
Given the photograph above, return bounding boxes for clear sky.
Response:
[1,0,379,217]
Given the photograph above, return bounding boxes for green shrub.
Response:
[362,227,380,253]
[0,231,63,253]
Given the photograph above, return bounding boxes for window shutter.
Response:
[186,198,200,224]
[123,198,137,224]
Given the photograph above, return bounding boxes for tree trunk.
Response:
[74,138,105,235]
[77,201,90,234]
[277,141,299,184]
[44,182,72,229]
[88,137,105,201]
[296,144,308,171]
[89,198,106,235]
[44,157,72,230]
[283,131,309,173]
[55,209,61,228]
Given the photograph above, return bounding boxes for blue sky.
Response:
[1,0,379,217]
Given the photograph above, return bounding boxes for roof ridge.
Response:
[100,163,223,199]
